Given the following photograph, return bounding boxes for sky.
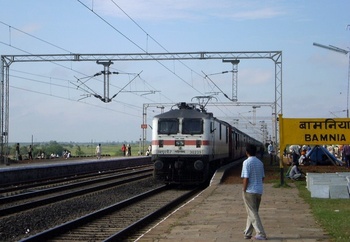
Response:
[0,0,349,144]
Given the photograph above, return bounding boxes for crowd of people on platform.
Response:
[284,143,350,180]
[287,144,349,166]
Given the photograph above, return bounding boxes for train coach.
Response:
[151,102,263,185]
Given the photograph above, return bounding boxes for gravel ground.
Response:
[0,177,163,242]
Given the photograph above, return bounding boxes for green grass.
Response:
[294,181,350,242]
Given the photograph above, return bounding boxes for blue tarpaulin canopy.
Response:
[305,145,342,166]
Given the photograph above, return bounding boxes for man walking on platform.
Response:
[241,144,267,240]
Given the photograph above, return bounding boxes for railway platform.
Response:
[136,162,330,242]
[0,156,152,184]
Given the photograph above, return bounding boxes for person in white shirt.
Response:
[267,142,275,165]
[96,143,101,159]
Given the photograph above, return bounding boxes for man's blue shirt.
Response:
[241,156,265,194]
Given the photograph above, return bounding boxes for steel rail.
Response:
[0,170,152,216]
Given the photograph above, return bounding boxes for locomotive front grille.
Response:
[153,156,209,184]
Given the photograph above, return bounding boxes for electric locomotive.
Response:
[151,102,262,185]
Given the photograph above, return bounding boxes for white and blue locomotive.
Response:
[151,102,263,185]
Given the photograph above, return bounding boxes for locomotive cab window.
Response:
[158,118,179,134]
[182,118,203,134]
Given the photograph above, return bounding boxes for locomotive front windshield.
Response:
[158,118,179,134]
[182,118,203,134]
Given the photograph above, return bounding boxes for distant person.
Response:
[146,144,152,156]
[127,144,131,156]
[241,144,267,240]
[63,150,70,159]
[121,144,126,156]
[343,144,350,169]
[298,153,307,165]
[327,145,334,155]
[288,163,304,180]
[290,145,300,165]
[298,145,308,165]
[334,145,340,158]
[15,143,20,161]
[267,142,275,165]
[28,145,33,160]
[96,144,101,159]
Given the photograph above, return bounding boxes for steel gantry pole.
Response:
[223,59,240,102]
[0,56,10,165]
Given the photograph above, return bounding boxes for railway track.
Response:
[0,166,153,216]
[21,185,201,241]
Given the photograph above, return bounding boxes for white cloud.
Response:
[227,7,285,20]
[20,23,41,34]
[241,68,273,84]
[91,0,286,21]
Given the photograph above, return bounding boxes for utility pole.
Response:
[313,42,350,117]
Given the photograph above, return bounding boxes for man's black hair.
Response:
[246,144,257,156]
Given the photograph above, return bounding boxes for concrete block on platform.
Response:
[310,184,329,198]
[329,185,349,199]
[306,173,339,189]
[307,172,350,198]
[336,172,350,177]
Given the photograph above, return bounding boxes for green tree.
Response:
[42,141,64,157]
[75,145,85,156]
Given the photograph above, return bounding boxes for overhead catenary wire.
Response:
[202,70,233,102]
[0,20,168,105]
[8,70,144,112]
[1,11,222,109]
[2,6,241,130]
[9,85,140,118]
[76,0,204,96]
[0,21,72,53]
[105,1,234,117]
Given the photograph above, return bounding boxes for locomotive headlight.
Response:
[194,160,204,171]
[154,160,164,170]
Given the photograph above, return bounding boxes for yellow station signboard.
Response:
[278,114,350,168]
[279,115,350,146]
